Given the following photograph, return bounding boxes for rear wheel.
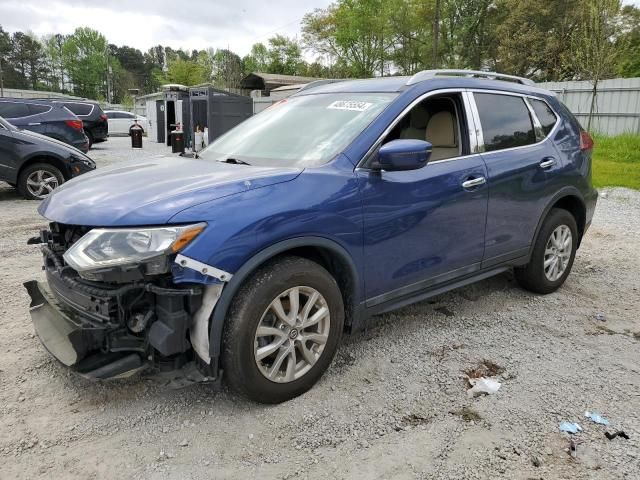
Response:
[17,163,64,200]
[515,208,578,294]
[222,256,344,403]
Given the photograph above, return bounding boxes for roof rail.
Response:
[296,79,345,93]
[407,69,535,86]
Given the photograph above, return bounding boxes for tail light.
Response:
[65,119,84,131]
[580,129,594,152]
[100,114,108,121]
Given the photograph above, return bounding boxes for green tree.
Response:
[616,5,640,77]
[63,27,108,99]
[243,42,269,73]
[164,57,206,85]
[43,34,67,92]
[266,35,305,75]
[571,0,625,130]
[10,32,46,89]
[209,48,244,89]
[303,0,397,77]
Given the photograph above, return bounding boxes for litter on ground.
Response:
[559,422,583,434]
[467,377,501,397]
[585,411,610,425]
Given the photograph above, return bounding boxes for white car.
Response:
[104,110,148,135]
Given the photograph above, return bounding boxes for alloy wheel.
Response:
[544,225,572,281]
[26,170,59,199]
[254,286,331,383]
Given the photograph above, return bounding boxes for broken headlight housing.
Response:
[63,223,206,273]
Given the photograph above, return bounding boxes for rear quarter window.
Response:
[28,104,52,115]
[530,99,558,136]
[65,103,94,116]
[474,93,536,152]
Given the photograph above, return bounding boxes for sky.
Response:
[0,0,638,57]
[0,0,333,56]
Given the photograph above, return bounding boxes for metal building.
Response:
[189,85,253,145]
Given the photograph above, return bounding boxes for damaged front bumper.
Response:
[25,227,226,382]
[25,280,145,378]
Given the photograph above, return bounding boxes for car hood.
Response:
[39,156,302,226]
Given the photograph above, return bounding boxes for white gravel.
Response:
[1,137,639,479]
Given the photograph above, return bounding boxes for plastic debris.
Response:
[595,313,606,322]
[605,430,630,440]
[559,422,583,434]
[585,411,610,425]
[467,377,501,397]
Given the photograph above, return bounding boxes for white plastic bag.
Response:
[467,377,501,397]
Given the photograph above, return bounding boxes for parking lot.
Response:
[1,137,639,479]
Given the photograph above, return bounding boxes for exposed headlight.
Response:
[63,223,206,272]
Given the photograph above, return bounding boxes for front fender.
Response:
[206,235,360,359]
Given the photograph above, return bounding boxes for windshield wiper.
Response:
[219,157,251,165]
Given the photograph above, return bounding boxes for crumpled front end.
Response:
[24,222,223,381]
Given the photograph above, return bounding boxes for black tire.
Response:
[222,256,344,403]
[85,129,94,149]
[515,208,578,294]
[17,163,65,200]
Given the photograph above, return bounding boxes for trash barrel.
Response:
[130,124,143,149]
[171,130,185,154]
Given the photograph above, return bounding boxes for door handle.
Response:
[27,122,41,126]
[539,158,556,169]
[462,176,486,189]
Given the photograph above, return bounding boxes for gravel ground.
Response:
[1,137,639,479]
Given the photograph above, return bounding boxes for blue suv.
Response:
[25,70,597,403]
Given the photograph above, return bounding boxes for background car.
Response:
[104,110,148,135]
[0,98,89,153]
[0,115,95,200]
[55,100,108,148]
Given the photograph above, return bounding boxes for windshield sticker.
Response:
[327,100,373,112]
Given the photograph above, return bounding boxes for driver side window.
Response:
[382,94,467,161]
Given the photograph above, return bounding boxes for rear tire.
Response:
[85,129,94,149]
[515,208,578,294]
[222,256,344,403]
[17,163,64,200]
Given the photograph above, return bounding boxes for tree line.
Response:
[0,0,638,103]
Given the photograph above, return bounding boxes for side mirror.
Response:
[375,139,432,172]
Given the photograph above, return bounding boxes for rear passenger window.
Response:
[530,99,558,136]
[0,102,31,119]
[474,93,536,152]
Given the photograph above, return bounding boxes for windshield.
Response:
[198,93,397,167]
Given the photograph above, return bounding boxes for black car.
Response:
[0,115,95,200]
[0,98,89,153]
[55,100,108,148]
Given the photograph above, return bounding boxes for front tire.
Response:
[222,256,344,403]
[17,163,64,200]
[515,208,578,294]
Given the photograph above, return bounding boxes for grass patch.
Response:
[592,134,640,190]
